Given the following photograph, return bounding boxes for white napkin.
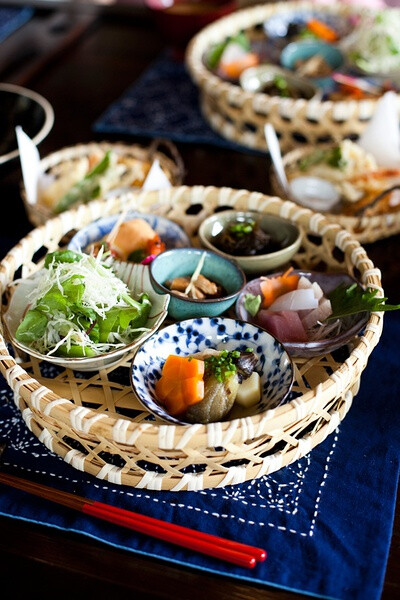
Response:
[142,158,172,191]
[16,126,41,205]
[357,91,400,168]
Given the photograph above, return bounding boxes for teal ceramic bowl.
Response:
[149,247,246,320]
[280,40,344,90]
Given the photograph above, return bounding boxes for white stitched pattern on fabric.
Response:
[97,464,122,485]
[158,425,176,450]
[39,428,54,451]
[65,449,86,471]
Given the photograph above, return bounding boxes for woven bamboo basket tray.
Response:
[0,186,384,491]
[270,144,400,244]
[22,139,185,227]
[185,1,400,153]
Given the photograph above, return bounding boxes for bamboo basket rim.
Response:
[0,186,384,453]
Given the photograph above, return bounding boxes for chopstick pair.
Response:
[0,472,267,569]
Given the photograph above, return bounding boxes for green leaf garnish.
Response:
[243,293,261,317]
[328,283,400,320]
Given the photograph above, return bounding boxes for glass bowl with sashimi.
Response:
[235,268,371,358]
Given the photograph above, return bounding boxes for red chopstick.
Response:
[0,472,267,568]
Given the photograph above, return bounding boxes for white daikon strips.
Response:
[235,372,261,408]
[301,298,332,330]
[297,276,324,300]
[268,288,318,312]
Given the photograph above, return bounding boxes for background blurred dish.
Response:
[130,316,295,425]
[0,82,54,168]
[239,64,320,99]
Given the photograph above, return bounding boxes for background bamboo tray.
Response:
[185,1,400,153]
[0,186,384,491]
[22,139,185,227]
[270,144,400,244]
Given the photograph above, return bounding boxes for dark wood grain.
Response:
[0,7,399,599]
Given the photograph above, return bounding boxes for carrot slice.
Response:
[219,52,259,80]
[306,19,338,42]
[260,267,300,308]
[155,355,205,416]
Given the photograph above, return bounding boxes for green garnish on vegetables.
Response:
[229,220,255,237]
[204,350,240,383]
[299,146,347,171]
[53,151,112,214]
[272,74,290,97]
[15,250,152,358]
[328,283,400,320]
[243,293,261,317]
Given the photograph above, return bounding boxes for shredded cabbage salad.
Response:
[345,9,400,75]
[15,249,152,357]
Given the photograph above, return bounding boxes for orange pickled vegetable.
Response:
[155,355,205,416]
[219,52,259,80]
[306,19,338,42]
[260,267,300,308]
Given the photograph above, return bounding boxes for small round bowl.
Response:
[235,270,369,358]
[130,317,295,425]
[280,40,344,91]
[149,247,246,321]
[198,210,302,275]
[239,64,320,100]
[68,210,191,259]
[0,83,54,168]
[3,261,170,372]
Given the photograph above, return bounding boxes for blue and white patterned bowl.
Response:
[68,210,191,257]
[130,317,294,425]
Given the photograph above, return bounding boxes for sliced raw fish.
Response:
[257,310,308,343]
[301,298,333,330]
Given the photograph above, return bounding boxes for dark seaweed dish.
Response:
[213,218,284,256]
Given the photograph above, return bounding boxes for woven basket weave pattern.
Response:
[185,1,400,153]
[0,187,383,490]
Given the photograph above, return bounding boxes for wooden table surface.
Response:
[0,5,399,598]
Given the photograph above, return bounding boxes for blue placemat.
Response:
[93,52,263,154]
[1,313,400,600]
[0,5,34,44]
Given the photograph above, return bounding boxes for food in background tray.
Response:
[205,31,259,81]
[287,139,400,216]
[38,147,153,214]
[155,348,261,422]
[14,250,152,358]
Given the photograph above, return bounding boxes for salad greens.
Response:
[299,146,346,172]
[53,151,112,214]
[15,250,152,358]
